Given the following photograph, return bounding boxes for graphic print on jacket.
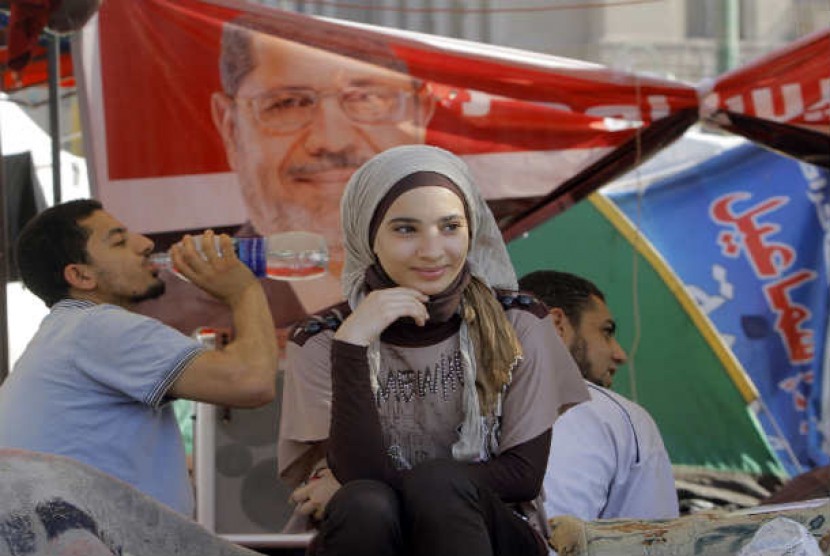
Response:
[375,339,500,469]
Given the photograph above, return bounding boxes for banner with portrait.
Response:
[76,0,698,243]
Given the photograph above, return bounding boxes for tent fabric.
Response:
[508,192,782,476]
[0,96,90,206]
[609,143,830,475]
[0,12,75,92]
[5,0,61,72]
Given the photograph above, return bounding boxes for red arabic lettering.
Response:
[764,270,817,364]
[434,83,672,124]
[715,77,830,126]
[711,192,795,278]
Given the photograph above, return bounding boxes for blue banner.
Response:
[610,143,830,475]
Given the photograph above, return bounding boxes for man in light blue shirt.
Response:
[519,270,678,522]
[0,199,278,516]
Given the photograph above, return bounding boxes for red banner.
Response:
[77,0,698,244]
[701,28,830,166]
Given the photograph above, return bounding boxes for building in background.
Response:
[259,0,830,82]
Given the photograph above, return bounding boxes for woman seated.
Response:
[278,144,588,556]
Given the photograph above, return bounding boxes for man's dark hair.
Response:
[15,199,102,307]
[219,22,257,97]
[518,270,605,328]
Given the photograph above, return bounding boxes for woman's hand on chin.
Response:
[334,287,429,346]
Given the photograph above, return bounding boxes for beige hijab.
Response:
[339,144,517,461]
[341,145,516,300]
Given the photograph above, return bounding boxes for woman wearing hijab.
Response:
[278,145,587,556]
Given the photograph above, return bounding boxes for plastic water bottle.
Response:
[149,232,328,281]
[149,236,267,278]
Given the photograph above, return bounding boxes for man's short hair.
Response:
[518,270,605,328]
[219,14,409,96]
[218,22,256,96]
[16,199,102,307]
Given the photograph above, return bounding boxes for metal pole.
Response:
[0,115,9,384]
[480,0,491,44]
[717,0,740,73]
[424,0,434,34]
[47,31,62,205]
[397,0,405,29]
[450,0,463,38]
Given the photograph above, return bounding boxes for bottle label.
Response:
[235,237,266,278]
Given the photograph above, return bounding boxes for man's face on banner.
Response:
[212,31,432,262]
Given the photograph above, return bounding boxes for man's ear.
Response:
[211,91,238,171]
[63,263,96,292]
[549,307,573,342]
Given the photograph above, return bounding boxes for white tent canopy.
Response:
[2,94,91,370]
[1,94,90,205]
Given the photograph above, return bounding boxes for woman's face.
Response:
[373,186,470,296]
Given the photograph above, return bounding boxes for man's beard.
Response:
[569,334,596,386]
[129,280,166,303]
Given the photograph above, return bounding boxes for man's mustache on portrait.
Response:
[286,151,370,179]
